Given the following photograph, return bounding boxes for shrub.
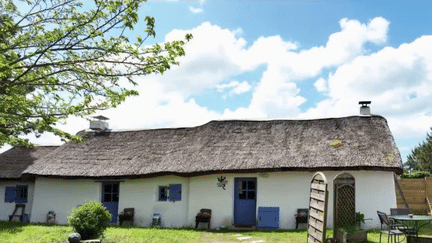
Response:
[68,201,112,240]
[355,212,365,227]
[401,171,431,178]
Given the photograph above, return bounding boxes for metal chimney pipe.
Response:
[358,101,371,116]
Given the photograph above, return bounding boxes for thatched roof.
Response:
[0,146,58,179]
[23,116,403,178]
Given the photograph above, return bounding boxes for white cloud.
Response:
[388,115,432,139]
[161,22,248,95]
[159,18,389,119]
[232,82,251,95]
[283,17,389,79]
[8,17,430,152]
[246,66,307,118]
[314,78,328,92]
[100,80,220,130]
[216,81,251,97]
[232,27,243,37]
[189,6,203,14]
[300,35,432,139]
[0,144,11,154]
[240,17,389,118]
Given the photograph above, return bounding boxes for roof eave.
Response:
[25,165,403,180]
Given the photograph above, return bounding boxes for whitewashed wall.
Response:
[119,176,189,227]
[187,171,396,230]
[351,171,397,229]
[187,172,316,230]
[0,180,35,221]
[29,170,396,229]
[30,176,190,227]
[187,174,236,229]
[30,177,100,224]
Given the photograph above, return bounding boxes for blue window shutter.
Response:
[168,184,181,202]
[5,187,16,203]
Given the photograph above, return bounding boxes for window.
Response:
[237,179,256,200]
[16,185,28,203]
[102,182,119,203]
[4,185,28,203]
[158,186,168,201]
[158,184,182,202]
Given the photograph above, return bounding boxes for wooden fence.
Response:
[396,177,432,215]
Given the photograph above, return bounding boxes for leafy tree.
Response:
[0,0,192,147]
[405,127,432,172]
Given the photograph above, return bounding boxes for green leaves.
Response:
[68,201,112,240]
[405,127,432,172]
[144,16,156,37]
[0,0,192,147]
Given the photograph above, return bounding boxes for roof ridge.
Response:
[77,115,387,134]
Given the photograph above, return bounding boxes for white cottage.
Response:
[14,115,403,230]
[0,146,57,222]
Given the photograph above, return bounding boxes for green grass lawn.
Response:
[1,221,431,243]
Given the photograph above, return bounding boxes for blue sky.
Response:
[3,0,432,164]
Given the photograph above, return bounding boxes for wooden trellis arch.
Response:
[333,172,356,240]
[307,172,329,243]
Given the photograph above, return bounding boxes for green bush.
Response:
[401,170,431,178]
[68,201,112,240]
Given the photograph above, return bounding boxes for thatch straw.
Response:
[0,146,58,179]
[23,116,403,178]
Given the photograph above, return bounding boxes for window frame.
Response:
[158,186,168,201]
[15,185,28,204]
[4,185,28,203]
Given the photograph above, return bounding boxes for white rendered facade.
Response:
[29,171,396,229]
[0,180,35,221]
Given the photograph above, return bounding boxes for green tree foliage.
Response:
[405,127,432,172]
[400,170,431,178]
[68,201,112,240]
[0,0,192,147]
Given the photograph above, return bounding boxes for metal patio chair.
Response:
[119,208,135,226]
[195,208,212,229]
[295,208,309,229]
[390,208,417,236]
[377,211,405,243]
[390,208,411,216]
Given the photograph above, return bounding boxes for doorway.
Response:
[234,178,257,226]
[101,182,119,224]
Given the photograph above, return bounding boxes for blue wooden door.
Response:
[234,178,257,226]
[102,182,119,224]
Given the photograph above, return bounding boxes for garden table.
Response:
[389,215,432,238]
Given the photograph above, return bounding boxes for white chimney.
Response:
[89,115,109,131]
[359,101,371,116]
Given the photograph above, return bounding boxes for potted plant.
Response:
[335,212,367,243]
